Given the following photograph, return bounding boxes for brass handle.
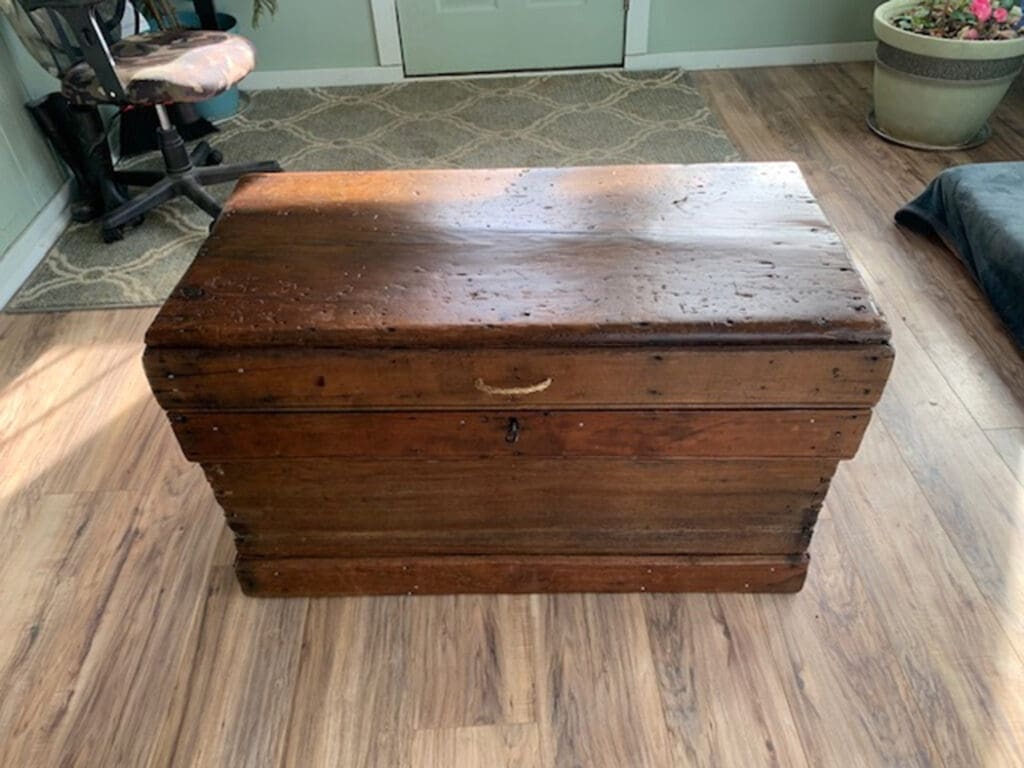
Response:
[474,377,553,397]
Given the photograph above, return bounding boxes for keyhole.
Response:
[505,417,520,444]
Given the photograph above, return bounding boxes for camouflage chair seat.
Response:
[2,0,281,243]
[63,28,255,106]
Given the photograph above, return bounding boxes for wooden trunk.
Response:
[143,163,892,596]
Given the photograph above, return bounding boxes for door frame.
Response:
[370,0,652,74]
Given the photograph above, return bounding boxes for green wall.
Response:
[648,0,877,53]
[190,0,380,70]
[0,27,65,264]
[4,0,880,85]
[219,0,878,68]
[1,20,59,100]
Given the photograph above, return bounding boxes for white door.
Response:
[396,0,627,76]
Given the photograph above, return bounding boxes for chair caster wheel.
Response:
[102,226,124,243]
[206,149,223,166]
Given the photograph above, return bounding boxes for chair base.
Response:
[102,122,280,243]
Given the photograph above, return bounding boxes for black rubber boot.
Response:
[68,103,132,217]
[26,93,131,222]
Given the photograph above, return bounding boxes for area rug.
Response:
[5,69,739,312]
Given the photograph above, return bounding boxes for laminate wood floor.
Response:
[1,63,1022,767]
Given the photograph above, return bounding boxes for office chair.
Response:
[9,0,280,241]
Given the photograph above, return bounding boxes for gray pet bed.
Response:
[896,162,1024,348]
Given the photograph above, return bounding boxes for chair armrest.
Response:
[17,0,127,101]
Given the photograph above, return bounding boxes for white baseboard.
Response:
[242,65,404,91]
[0,179,72,311]
[239,43,877,92]
[625,41,876,71]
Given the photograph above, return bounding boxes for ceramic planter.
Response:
[873,0,1024,148]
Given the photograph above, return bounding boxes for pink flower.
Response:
[971,0,993,22]
[993,6,1009,22]
[962,27,980,38]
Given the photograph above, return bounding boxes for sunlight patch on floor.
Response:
[0,341,148,542]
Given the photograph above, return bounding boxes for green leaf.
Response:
[251,0,278,28]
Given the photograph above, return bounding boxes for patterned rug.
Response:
[5,69,739,312]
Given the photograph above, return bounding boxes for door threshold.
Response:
[405,63,626,81]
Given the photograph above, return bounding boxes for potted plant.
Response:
[871,0,1024,148]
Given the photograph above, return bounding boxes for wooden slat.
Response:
[986,427,1024,483]
[644,595,812,767]
[145,164,889,350]
[235,554,809,596]
[153,547,309,768]
[206,457,835,530]
[531,595,676,767]
[410,725,543,768]
[224,503,821,539]
[232,525,813,558]
[758,514,949,765]
[145,345,894,411]
[827,420,1024,763]
[170,408,871,460]
[408,595,535,730]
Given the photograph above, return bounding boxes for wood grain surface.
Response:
[3,64,1023,767]
[145,164,889,350]
[232,526,816,558]
[171,408,870,459]
[146,345,894,411]
[145,164,892,594]
[206,456,833,525]
[235,554,809,596]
